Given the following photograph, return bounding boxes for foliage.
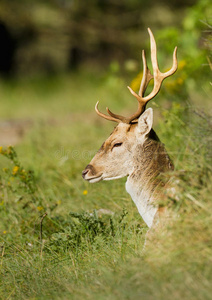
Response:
[0,0,201,75]
[0,146,37,195]
[48,209,129,254]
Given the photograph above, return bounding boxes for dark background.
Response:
[0,0,210,77]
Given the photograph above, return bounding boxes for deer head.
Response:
[82,28,177,227]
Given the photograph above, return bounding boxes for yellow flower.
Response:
[83,190,88,195]
[3,230,7,234]
[12,166,19,175]
[0,146,2,153]
[37,206,44,211]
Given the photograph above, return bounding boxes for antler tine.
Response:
[126,28,177,123]
[142,28,178,102]
[126,49,154,123]
[95,101,122,123]
[139,50,154,97]
[106,107,128,123]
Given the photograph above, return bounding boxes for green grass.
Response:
[0,71,212,300]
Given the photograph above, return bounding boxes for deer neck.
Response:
[125,130,173,228]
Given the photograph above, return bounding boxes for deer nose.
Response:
[82,169,89,179]
[82,164,95,179]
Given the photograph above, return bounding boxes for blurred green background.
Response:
[0,0,212,299]
[0,0,211,76]
[0,0,211,143]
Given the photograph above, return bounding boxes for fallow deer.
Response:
[82,28,178,228]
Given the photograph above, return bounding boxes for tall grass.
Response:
[0,71,211,300]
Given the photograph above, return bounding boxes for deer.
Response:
[82,28,178,228]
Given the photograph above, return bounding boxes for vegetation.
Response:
[0,0,209,75]
[0,0,212,299]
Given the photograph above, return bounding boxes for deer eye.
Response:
[112,142,123,149]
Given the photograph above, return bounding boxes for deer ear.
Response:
[137,108,153,136]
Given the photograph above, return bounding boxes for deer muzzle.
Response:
[82,164,103,183]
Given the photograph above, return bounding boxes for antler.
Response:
[95,28,178,124]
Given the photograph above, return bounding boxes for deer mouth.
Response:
[82,165,103,183]
[86,175,103,183]
[82,169,103,183]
